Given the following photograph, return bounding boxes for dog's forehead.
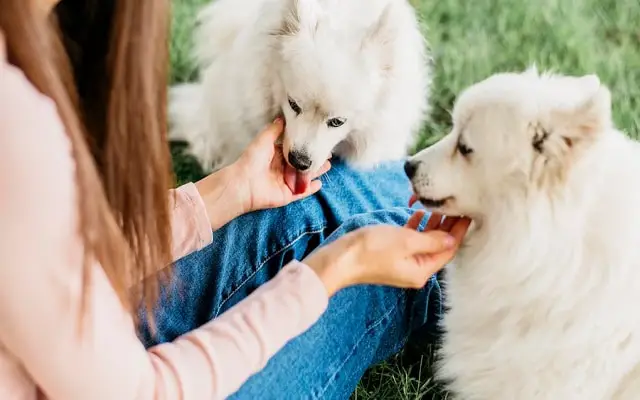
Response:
[284,35,369,79]
[280,45,374,114]
[454,71,595,120]
[453,75,542,127]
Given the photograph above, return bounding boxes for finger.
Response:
[270,143,287,164]
[449,217,472,244]
[403,229,456,254]
[409,265,434,288]
[405,210,426,231]
[412,251,453,277]
[256,118,285,147]
[413,218,471,270]
[397,256,441,289]
[424,212,443,231]
[440,216,460,233]
[414,253,443,274]
[422,248,458,270]
[311,160,331,179]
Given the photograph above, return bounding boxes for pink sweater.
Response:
[0,49,328,398]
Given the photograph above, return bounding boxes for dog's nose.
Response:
[288,150,312,171]
[404,160,418,179]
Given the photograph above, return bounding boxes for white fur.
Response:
[169,0,431,172]
[408,68,640,399]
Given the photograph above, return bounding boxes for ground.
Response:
[168,0,640,398]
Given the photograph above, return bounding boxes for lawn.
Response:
[168,0,640,398]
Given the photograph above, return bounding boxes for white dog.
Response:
[169,0,430,192]
[405,68,640,399]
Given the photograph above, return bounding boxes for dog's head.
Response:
[272,0,397,173]
[405,67,612,220]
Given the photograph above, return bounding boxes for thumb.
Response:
[255,118,285,147]
[402,229,457,255]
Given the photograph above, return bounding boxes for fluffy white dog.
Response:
[169,0,430,193]
[405,68,640,399]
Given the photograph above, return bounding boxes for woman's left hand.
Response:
[195,119,330,230]
[233,118,331,213]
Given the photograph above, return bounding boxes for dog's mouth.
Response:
[409,193,453,209]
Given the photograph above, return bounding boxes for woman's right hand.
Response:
[303,212,471,296]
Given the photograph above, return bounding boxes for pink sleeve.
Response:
[146,261,328,398]
[169,183,214,261]
[0,55,329,399]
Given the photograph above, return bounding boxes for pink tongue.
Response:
[408,193,418,207]
[284,164,311,195]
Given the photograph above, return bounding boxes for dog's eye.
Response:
[288,97,301,115]
[457,141,473,157]
[327,117,346,128]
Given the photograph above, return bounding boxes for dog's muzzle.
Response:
[288,150,312,171]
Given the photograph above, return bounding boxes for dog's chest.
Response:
[438,270,640,400]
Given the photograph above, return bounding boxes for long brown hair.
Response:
[0,0,174,326]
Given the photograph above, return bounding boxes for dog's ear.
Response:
[278,0,302,36]
[361,4,397,70]
[362,4,395,47]
[365,4,395,43]
[535,75,611,155]
[551,74,612,149]
[530,75,612,186]
[277,0,320,37]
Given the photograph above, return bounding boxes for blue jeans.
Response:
[138,159,443,399]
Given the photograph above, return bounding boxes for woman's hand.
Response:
[303,212,472,296]
[233,118,330,213]
[195,119,330,230]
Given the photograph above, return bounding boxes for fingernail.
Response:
[444,235,456,248]
[273,117,283,124]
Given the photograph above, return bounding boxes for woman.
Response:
[0,0,471,399]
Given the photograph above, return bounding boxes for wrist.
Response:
[304,253,343,297]
[303,244,356,297]
[194,165,250,231]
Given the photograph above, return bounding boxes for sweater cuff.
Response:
[176,182,213,251]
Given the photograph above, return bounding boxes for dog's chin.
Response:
[417,196,465,217]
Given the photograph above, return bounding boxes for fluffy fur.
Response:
[169,0,430,173]
[406,68,640,399]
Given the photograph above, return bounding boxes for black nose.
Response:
[404,160,418,179]
[288,150,312,171]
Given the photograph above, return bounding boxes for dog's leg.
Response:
[168,83,203,142]
[167,82,222,171]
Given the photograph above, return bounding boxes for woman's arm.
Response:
[193,165,248,232]
[170,163,250,264]
[167,183,214,261]
[0,57,330,399]
[167,181,224,262]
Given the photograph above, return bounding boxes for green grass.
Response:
[169,0,640,398]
